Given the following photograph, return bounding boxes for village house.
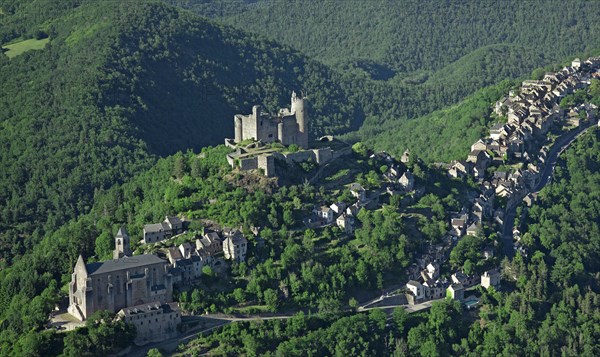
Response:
[336,214,354,234]
[142,216,184,244]
[315,205,334,223]
[466,222,480,237]
[330,202,346,215]
[451,271,480,288]
[406,280,425,304]
[423,280,446,300]
[349,183,366,201]
[447,283,465,300]
[345,203,361,217]
[117,302,180,345]
[450,213,468,237]
[400,149,411,163]
[399,170,415,191]
[196,231,223,256]
[222,229,248,262]
[481,269,501,290]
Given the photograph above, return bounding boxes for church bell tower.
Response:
[113,227,131,259]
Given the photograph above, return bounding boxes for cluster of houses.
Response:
[406,262,501,304]
[140,215,249,284]
[445,56,600,250]
[165,227,248,285]
[67,220,250,345]
[309,152,417,234]
[450,57,600,185]
[404,57,600,306]
[142,216,184,244]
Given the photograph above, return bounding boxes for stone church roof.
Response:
[86,254,166,276]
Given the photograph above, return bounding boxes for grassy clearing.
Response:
[2,38,49,58]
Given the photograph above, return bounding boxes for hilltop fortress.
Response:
[226,92,350,177]
[234,91,309,149]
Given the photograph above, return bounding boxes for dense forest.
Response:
[223,0,600,77]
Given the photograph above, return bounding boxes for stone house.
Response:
[223,229,248,262]
[142,223,167,244]
[451,271,480,288]
[466,223,480,237]
[196,232,223,256]
[406,280,425,301]
[349,183,366,201]
[447,283,465,300]
[315,205,334,223]
[401,149,411,163]
[336,214,354,234]
[399,171,415,191]
[163,216,183,236]
[481,269,501,290]
[118,302,180,346]
[330,202,346,215]
[424,281,446,300]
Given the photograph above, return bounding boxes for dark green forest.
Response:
[1,0,600,355]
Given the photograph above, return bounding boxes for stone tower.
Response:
[290,91,309,148]
[113,226,132,259]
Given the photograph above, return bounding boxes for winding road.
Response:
[502,122,596,257]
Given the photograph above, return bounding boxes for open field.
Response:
[2,38,49,58]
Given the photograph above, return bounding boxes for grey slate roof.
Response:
[165,216,182,225]
[143,223,164,233]
[86,254,166,276]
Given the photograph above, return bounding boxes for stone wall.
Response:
[238,157,258,170]
[257,154,275,177]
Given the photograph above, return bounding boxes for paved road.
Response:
[502,122,596,258]
[533,123,594,192]
[359,297,445,313]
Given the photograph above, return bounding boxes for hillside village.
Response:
[57,56,600,349]
[401,56,600,307]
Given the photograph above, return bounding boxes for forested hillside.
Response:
[176,130,600,357]
[224,0,600,77]
[0,0,366,264]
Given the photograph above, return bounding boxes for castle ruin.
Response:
[234,91,309,149]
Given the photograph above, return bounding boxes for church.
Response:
[68,227,174,321]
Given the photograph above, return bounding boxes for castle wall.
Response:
[282,150,316,163]
[234,116,243,142]
[239,157,258,170]
[280,116,299,146]
[233,93,309,147]
[313,148,333,164]
[241,114,257,142]
[257,154,275,177]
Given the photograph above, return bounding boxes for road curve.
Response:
[502,122,596,258]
